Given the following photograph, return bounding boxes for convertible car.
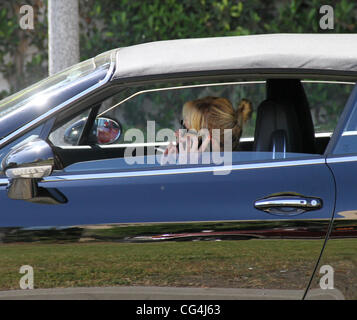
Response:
[0,34,357,300]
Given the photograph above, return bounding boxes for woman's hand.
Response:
[163,141,177,156]
[161,129,212,165]
[178,130,211,153]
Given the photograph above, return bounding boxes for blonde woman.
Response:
[164,96,252,157]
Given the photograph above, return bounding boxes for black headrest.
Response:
[266,79,316,154]
[253,100,303,153]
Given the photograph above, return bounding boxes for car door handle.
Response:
[254,195,322,216]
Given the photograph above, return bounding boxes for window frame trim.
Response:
[0,156,327,187]
[48,157,327,183]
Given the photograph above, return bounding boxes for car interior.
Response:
[240,79,328,155]
[50,78,344,170]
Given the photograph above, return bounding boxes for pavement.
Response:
[0,286,345,300]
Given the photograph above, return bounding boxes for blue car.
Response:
[0,34,357,300]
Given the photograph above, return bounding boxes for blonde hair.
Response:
[182,96,252,150]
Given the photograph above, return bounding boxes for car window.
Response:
[49,109,91,146]
[48,80,354,173]
[97,81,265,139]
[333,84,357,155]
[302,81,354,134]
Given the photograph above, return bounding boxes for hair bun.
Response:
[236,98,253,126]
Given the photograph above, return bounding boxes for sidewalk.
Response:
[0,286,344,300]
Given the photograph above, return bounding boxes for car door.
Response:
[0,79,346,299]
[304,83,357,300]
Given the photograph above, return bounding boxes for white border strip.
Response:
[58,142,170,149]
[327,156,357,164]
[57,132,333,148]
[342,131,357,136]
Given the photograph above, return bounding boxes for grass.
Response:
[0,239,322,290]
[0,238,356,299]
[308,238,357,300]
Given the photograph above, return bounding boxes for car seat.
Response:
[253,79,316,155]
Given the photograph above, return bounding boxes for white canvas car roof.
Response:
[113,34,357,80]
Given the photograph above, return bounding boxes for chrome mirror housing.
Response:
[2,138,54,179]
[1,138,55,201]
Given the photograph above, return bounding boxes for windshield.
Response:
[0,51,113,141]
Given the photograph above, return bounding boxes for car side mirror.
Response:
[64,117,122,145]
[1,138,55,200]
